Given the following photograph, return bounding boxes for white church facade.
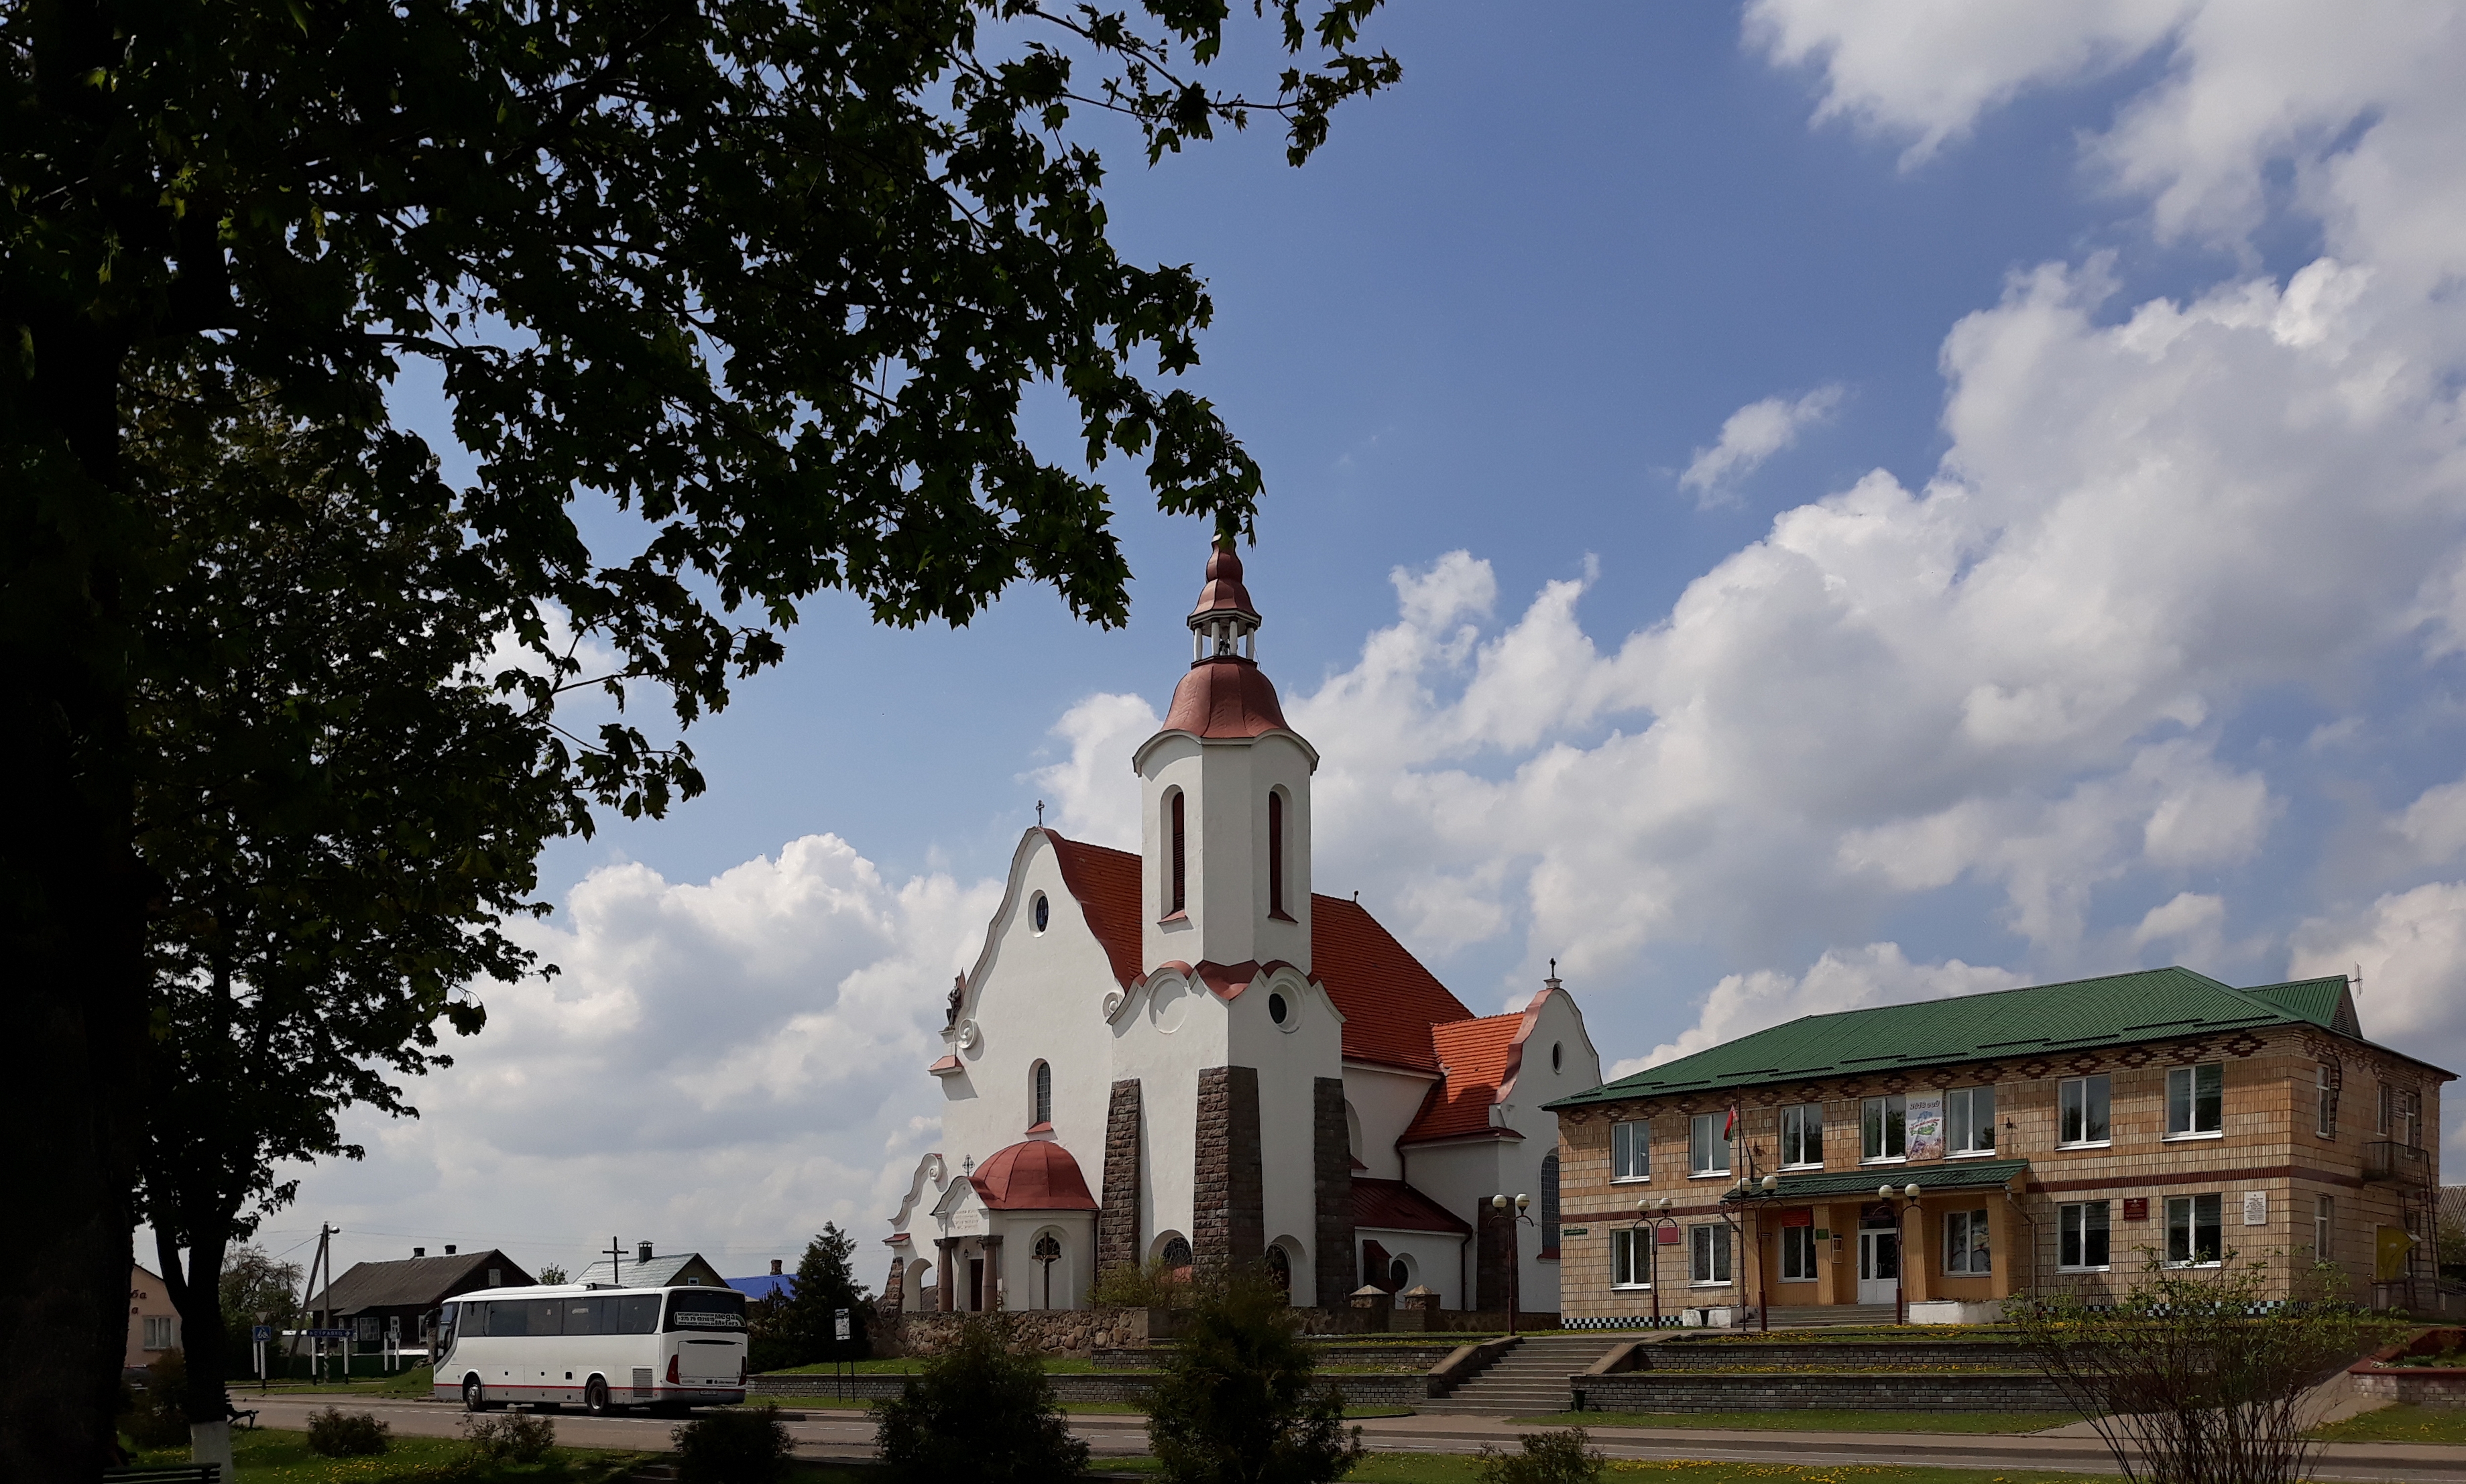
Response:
[882,543,1602,1314]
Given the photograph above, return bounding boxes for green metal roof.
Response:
[2238,976,2360,1036]
[1548,966,2393,1112]
[1716,1158,2030,1204]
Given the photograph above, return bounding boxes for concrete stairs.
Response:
[1423,1335,1624,1417]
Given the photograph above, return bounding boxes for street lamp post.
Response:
[1636,1198,1679,1328]
[1877,1182,1922,1324]
[1490,1193,1533,1336]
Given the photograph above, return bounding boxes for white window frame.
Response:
[2164,1063,2223,1140]
[1610,1228,1651,1289]
[1946,1085,1996,1157]
[1779,1225,1818,1282]
[2314,1194,2333,1263]
[1688,1224,1733,1286]
[141,1314,179,1351]
[1942,1208,1993,1274]
[1611,1119,1651,1183]
[2058,1075,2112,1148]
[1689,1112,1730,1178]
[2165,1193,2225,1267]
[2057,1200,2111,1272]
[1861,1095,1907,1164]
[1779,1103,1824,1169]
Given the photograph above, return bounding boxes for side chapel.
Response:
[882,542,1602,1315]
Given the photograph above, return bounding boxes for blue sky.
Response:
[231,1,2466,1280]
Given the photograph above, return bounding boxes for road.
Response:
[241,1394,2466,1481]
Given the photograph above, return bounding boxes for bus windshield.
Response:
[664,1290,746,1333]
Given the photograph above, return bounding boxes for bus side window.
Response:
[617,1295,660,1334]
[526,1299,564,1335]
[563,1299,601,1335]
[486,1302,525,1337]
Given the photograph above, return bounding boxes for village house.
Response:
[307,1247,534,1350]
[882,542,1602,1316]
[1548,968,2450,1325]
[125,1263,180,1373]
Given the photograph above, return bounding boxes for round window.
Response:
[1032,893,1049,932]
[1389,1257,1410,1291]
[1268,993,1289,1025]
[1551,1041,1563,1072]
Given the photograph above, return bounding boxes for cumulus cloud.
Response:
[2291,882,2466,1051]
[1028,692,1161,849]
[1680,385,1844,503]
[1609,945,2021,1079]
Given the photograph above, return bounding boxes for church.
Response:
[881,542,1602,1316]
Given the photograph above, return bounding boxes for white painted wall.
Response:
[1342,1064,1438,1180]
[1357,1229,1468,1308]
[1226,963,1343,1302]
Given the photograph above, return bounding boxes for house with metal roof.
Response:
[882,543,1601,1318]
[571,1243,729,1292]
[1547,967,2451,1326]
[306,1248,533,1349]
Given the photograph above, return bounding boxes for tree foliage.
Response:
[1144,1267,1362,1484]
[2011,1249,2377,1484]
[750,1225,873,1371]
[3,1,1395,1475]
[872,1315,1088,1484]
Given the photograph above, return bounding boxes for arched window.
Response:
[1169,790,1187,914]
[1540,1152,1562,1250]
[1268,789,1285,918]
[1161,1235,1193,1270]
[1032,1233,1063,1309]
[1031,1062,1052,1127]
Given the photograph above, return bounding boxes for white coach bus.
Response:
[431,1284,749,1413]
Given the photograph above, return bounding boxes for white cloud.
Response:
[2291,882,2466,1047]
[1608,945,2021,1079]
[1027,692,1161,849]
[1680,385,1844,503]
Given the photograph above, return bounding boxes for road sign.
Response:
[287,1328,353,1339]
[833,1308,851,1342]
[251,1324,273,1343]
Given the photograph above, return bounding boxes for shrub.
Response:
[1474,1428,1605,1484]
[673,1404,795,1484]
[1090,1257,1188,1310]
[873,1316,1088,1484]
[462,1408,558,1465]
[117,1350,193,1449]
[306,1407,393,1457]
[1145,1267,1364,1484]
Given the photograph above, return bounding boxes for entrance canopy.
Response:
[1720,1158,2028,1204]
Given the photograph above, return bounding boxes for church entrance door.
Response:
[970,1258,985,1312]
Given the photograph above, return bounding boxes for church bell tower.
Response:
[1134,541,1319,975]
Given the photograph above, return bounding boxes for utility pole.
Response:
[301,1224,337,1382]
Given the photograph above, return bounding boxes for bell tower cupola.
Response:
[1134,540,1319,975]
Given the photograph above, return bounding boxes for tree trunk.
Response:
[160,1225,233,1478]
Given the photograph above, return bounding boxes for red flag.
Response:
[1722,1104,1739,1139]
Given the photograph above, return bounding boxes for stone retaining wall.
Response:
[2349,1326,2466,1408]
[1572,1369,2070,1413]
[747,1370,1427,1408]
[1643,1341,2038,1371]
[870,1309,1155,1360]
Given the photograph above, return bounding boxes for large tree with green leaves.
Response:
[0,2,1396,1477]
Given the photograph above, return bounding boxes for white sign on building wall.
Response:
[1905,1093,1945,1161]
[2243,1192,2268,1226]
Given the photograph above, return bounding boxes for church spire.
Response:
[1188,537,1262,664]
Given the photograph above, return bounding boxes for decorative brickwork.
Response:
[1313,1076,1358,1308]
[878,1257,904,1322]
[1099,1078,1142,1275]
[1193,1065,1265,1267]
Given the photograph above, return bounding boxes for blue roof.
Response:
[727,1275,794,1300]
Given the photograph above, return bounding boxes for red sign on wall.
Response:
[2123,1198,2150,1221]
[1656,1227,1682,1244]
[1781,1207,1815,1227]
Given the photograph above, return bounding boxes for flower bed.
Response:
[2351,1326,2466,1408]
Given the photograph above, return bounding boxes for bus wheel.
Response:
[463,1377,488,1413]
[585,1378,611,1416]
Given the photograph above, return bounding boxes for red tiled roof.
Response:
[1311,895,1474,1073]
[1045,831,1143,987]
[1162,658,1292,740]
[1353,1178,1473,1235]
[1189,540,1261,623]
[1400,1013,1525,1143]
[1037,838,1480,1076]
[968,1140,1099,1211]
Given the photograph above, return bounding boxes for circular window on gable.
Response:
[1032,892,1049,932]
[1551,1041,1563,1072]
[1268,992,1289,1026]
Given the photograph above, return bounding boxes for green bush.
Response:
[1475,1428,1604,1484]
[461,1408,557,1464]
[306,1406,393,1457]
[1090,1257,1189,1310]
[872,1316,1088,1484]
[118,1350,193,1450]
[1145,1267,1364,1484]
[672,1404,795,1484]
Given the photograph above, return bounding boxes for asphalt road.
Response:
[242,1394,2466,1481]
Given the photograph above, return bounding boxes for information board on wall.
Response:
[1905,1093,1945,1160]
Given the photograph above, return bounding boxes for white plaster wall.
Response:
[1226,963,1343,1302]
[1492,991,1604,1313]
[1357,1229,1468,1308]
[1106,966,1230,1272]
[1342,1064,1439,1180]
[1136,730,1315,974]
[939,833,1124,1188]
[1001,1211,1096,1311]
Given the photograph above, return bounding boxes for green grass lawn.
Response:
[1095,1456,2126,1483]
[1510,1410,2080,1434]
[2309,1403,2466,1444]
[136,1426,650,1484]
[247,1364,437,1398]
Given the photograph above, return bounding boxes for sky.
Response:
[200,1,2466,1288]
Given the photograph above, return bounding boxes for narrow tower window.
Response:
[1268,790,1286,918]
[1032,1061,1052,1127]
[1169,790,1187,915]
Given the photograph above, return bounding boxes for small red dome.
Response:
[967,1140,1098,1211]
[1189,538,1260,625]
[1163,657,1291,739]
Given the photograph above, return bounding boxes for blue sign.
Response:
[288,1328,354,1339]
[251,1325,273,1343]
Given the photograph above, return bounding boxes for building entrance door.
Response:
[969,1259,985,1312]
[1857,1230,1899,1305]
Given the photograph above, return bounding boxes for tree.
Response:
[873,1316,1088,1484]
[753,1225,872,1371]
[2010,1249,2377,1484]
[126,360,574,1459]
[1145,1267,1362,1484]
[536,1265,571,1286]
[1,2,1397,1477]
[216,1245,304,1381]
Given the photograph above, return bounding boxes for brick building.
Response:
[880,543,1600,1315]
[1547,968,2449,1325]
